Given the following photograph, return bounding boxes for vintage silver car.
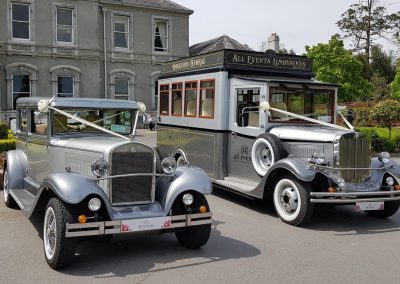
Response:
[3,97,212,269]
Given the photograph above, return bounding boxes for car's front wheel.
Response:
[172,193,211,249]
[273,175,314,226]
[43,198,77,269]
[365,201,400,218]
[3,167,18,208]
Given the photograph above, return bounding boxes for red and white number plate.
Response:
[121,217,172,233]
[355,202,384,211]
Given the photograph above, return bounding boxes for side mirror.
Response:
[10,119,17,135]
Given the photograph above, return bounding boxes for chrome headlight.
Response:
[386,176,395,186]
[88,197,102,212]
[91,158,109,177]
[337,178,346,189]
[182,193,194,206]
[161,157,177,174]
[378,152,391,164]
[312,152,326,165]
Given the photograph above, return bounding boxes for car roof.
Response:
[16,97,139,110]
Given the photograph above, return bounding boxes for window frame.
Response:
[11,2,31,40]
[159,84,170,116]
[114,77,130,101]
[184,80,198,118]
[171,82,183,117]
[56,75,74,98]
[12,73,31,110]
[153,18,169,53]
[56,6,74,44]
[113,14,130,50]
[199,79,215,119]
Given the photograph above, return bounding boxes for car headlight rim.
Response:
[91,158,109,177]
[161,157,177,174]
[88,197,102,212]
[386,176,395,186]
[182,193,194,206]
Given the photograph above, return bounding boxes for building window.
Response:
[12,74,30,109]
[56,7,73,43]
[154,19,168,52]
[200,80,215,118]
[114,15,129,49]
[159,84,170,116]
[12,2,30,39]
[57,76,74,97]
[114,78,129,100]
[184,81,197,117]
[172,83,182,116]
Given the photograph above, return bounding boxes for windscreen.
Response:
[52,108,136,135]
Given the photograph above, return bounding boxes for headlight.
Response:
[91,158,109,177]
[312,152,326,165]
[88,197,102,212]
[337,178,346,189]
[386,176,395,186]
[182,193,194,206]
[161,157,177,174]
[378,152,391,164]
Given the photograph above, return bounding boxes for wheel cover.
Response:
[3,170,9,203]
[273,179,301,222]
[44,207,57,260]
[252,138,275,176]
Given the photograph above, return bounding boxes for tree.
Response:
[390,59,400,99]
[337,0,400,64]
[370,99,400,138]
[305,35,372,102]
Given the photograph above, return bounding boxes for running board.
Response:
[213,176,261,197]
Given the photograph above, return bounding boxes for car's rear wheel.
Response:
[365,201,400,218]
[172,193,211,249]
[3,168,18,208]
[43,198,77,269]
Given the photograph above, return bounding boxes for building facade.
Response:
[0,0,192,122]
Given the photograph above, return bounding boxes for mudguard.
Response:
[4,150,28,189]
[35,172,113,218]
[155,165,212,215]
[259,158,317,194]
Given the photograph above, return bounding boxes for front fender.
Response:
[156,166,212,215]
[259,158,317,193]
[38,172,113,217]
[5,150,28,189]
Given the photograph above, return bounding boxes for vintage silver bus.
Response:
[157,49,400,226]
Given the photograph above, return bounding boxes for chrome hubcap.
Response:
[256,144,272,169]
[44,207,57,259]
[279,186,299,213]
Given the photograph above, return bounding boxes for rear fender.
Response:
[4,150,28,189]
[155,166,212,215]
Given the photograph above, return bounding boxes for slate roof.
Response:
[106,0,193,14]
[189,35,253,56]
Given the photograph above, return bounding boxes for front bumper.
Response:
[310,190,400,204]
[65,212,212,238]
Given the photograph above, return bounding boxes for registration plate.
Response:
[121,217,172,233]
[355,202,384,211]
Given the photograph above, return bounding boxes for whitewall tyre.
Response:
[273,175,314,226]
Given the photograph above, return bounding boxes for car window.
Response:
[32,111,48,135]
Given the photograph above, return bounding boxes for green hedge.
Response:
[0,139,16,153]
[357,128,397,152]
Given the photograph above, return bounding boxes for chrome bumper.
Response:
[310,190,400,204]
[65,212,212,238]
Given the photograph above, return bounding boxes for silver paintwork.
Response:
[5,97,212,230]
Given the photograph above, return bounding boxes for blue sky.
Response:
[176,0,400,54]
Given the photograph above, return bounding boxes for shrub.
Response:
[0,123,8,139]
[370,99,400,138]
[353,107,374,127]
[0,139,16,153]
[373,137,396,152]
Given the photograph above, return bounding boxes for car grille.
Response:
[338,133,370,182]
[110,143,155,204]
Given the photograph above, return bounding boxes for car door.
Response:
[228,83,265,180]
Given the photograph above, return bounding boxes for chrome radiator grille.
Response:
[110,143,155,205]
[338,133,370,182]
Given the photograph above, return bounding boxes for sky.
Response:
[175,0,400,54]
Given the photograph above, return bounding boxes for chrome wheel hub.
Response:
[279,186,299,213]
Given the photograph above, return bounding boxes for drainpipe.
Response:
[101,6,108,99]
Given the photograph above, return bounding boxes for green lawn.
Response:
[357,127,400,139]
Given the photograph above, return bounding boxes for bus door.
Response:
[228,85,265,180]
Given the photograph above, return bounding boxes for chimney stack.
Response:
[268,33,279,52]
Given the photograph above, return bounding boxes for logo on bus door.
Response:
[233,145,252,163]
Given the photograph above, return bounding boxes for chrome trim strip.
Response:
[311,191,400,197]
[309,164,393,171]
[65,212,213,238]
[93,173,170,181]
[311,196,400,203]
